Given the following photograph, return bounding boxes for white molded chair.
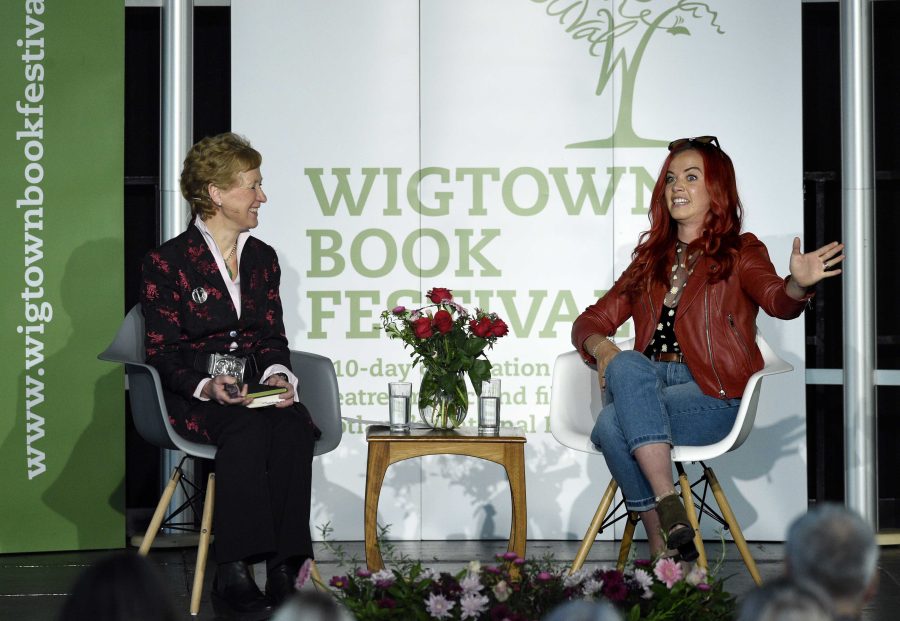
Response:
[99,304,342,615]
[549,332,792,585]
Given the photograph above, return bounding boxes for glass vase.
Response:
[418,370,468,429]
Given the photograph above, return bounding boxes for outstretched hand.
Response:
[789,238,844,289]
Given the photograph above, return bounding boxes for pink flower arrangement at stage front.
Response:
[324,551,735,621]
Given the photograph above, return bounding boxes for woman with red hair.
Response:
[572,137,843,561]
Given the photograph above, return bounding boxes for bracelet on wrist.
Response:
[590,337,616,360]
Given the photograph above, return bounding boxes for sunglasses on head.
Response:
[667,136,720,151]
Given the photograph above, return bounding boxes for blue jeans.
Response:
[590,350,740,512]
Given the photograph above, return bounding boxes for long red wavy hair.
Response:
[618,142,744,297]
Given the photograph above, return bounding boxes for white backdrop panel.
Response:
[232,0,805,543]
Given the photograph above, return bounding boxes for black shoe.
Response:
[266,558,305,607]
[211,560,274,621]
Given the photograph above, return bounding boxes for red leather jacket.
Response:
[572,233,810,399]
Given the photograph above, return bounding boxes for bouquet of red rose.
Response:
[381,287,508,428]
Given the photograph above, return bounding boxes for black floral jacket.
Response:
[140,224,291,416]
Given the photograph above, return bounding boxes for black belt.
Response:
[193,352,259,381]
[649,352,685,363]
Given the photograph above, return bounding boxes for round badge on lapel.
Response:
[191,287,208,304]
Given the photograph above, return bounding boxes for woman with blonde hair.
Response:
[141,133,319,619]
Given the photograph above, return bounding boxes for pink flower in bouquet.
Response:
[685,565,708,586]
[427,287,453,303]
[392,305,406,315]
[459,592,490,620]
[460,573,483,593]
[492,580,511,602]
[633,568,654,599]
[633,558,652,568]
[329,575,349,589]
[425,592,455,619]
[377,597,397,609]
[600,570,628,602]
[293,558,313,590]
[582,578,603,597]
[653,557,684,589]
[372,568,395,589]
[563,569,588,588]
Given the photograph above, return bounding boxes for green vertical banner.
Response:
[0,1,124,552]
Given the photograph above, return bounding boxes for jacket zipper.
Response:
[637,291,656,351]
[727,313,753,366]
[704,288,726,398]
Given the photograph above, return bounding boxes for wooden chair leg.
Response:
[571,479,618,573]
[139,467,183,556]
[706,466,763,586]
[678,467,707,569]
[190,473,215,616]
[616,512,639,571]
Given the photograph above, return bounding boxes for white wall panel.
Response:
[232,0,805,543]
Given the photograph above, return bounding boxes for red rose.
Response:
[490,318,509,337]
[470,316,493,338]
[432,310,453,334]
[412,317,433,338]
[427,287,453,304]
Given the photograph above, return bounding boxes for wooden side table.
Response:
[364,426,527,570]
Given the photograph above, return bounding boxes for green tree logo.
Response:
[532,0,724,148]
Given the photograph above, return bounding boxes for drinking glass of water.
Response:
[388,382,412,432]
[478,378,501,434]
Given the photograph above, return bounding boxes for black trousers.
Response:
[179,401,318,568]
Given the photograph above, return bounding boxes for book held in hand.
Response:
[245,384,288,409]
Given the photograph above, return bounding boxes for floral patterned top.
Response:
[643,241,699,357]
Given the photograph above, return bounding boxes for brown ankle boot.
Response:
[656,494,699,561]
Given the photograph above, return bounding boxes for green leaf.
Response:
[462,336,488,356]
[468,359,492,395]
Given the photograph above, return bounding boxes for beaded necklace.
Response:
[223,239,237,279]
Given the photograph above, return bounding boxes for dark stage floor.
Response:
[2,539,899,620]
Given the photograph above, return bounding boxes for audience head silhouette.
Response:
[737,576,831,621]
[271,590,357,621]
[58,551,176,621]
[784,503,878,620]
